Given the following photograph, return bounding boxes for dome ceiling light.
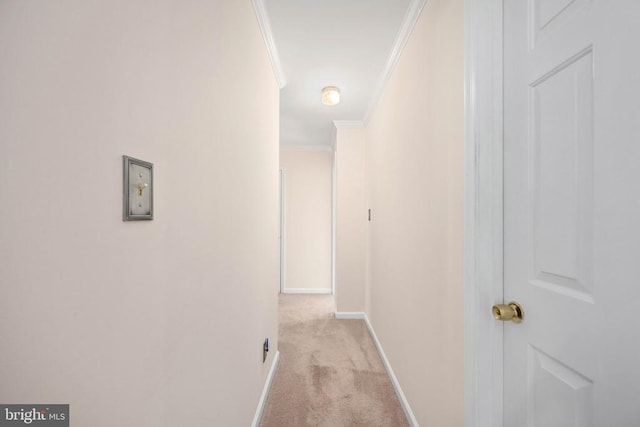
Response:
[321,86,341,106]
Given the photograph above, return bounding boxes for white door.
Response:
[503,1,640,425]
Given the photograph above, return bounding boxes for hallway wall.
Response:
[335,127,368,312]
[279,150,333,292]
[365,0,464,424]
[0,1,279,426]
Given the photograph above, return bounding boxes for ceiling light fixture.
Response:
[321,86,341,106]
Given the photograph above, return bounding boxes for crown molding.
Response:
[362,0,428,123]
[252,0,287,89]
[333,120,365,129]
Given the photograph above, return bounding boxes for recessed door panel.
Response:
[528,346,593,427]
[530,50,593,302]
[530,0,589,47]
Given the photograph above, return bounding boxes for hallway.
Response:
[0,0,463,425]
[2,0,640,424]
[261,295,408,426]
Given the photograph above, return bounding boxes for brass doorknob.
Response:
[492,301,524,323]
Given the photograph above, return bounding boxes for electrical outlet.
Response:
[263,338,269,363]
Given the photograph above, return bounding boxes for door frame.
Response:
[279,168,286,293]
[332,150,337,296]
[464,0,504,426]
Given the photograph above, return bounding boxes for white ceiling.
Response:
[258,0,422,150]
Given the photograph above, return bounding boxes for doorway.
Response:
[278,150,334,294]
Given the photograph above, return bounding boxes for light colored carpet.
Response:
[260,295,409,427]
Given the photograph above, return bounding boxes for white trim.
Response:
[331,123,338,151]
[281,288,332,295]
[363,314,419,427]
[252,0,287,89]
[332,152,337,296]
[251,350,281,427]
[279,168,286,293]
[333,120,365,129]
[362,0,427,123]
[464,0,504,426]
[279,144,334,152]
[334,311,365,320]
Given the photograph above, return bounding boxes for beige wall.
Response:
[335,128,368,312]
[365,0,464,425]
[0,1,279,426]
[280,150,333,292]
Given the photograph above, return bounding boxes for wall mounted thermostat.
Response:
[123,155,153,221]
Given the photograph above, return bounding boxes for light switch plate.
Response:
[123,156,153,221]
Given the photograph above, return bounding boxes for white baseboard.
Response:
[251,350,280,427]
[363,315,419,427]
[334,311,366,319]
[281,288,332,294]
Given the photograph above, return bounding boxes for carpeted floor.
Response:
[260,294,409,427]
